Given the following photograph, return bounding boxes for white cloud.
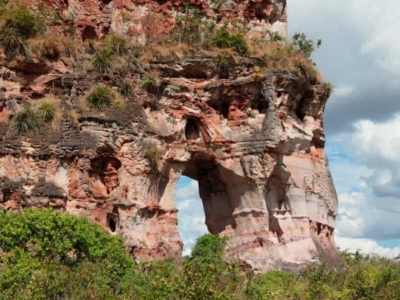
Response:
[333,85,354,97]
[336,236,400,258]
[176,177,208,253]
[176,180,199,199]
[329,115,400,245]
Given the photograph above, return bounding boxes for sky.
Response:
[176,0,400,257]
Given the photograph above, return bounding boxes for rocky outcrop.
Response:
[0,0,341,273]
[17,0,287,43]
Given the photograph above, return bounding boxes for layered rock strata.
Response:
[0,0,341,272]
[18,0,287,42]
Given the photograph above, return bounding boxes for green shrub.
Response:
[213,26,248,54]
[215,51,235,77]
[11,106,43,136]
[117,79,133,96]
[178,234,245,299]
[269,31,284,43]
[169,6,216,47]
[292,32,322,58]
[0,4,46,56]
[110,97,125,109]
[104,33,128,55]
[0,209,135,299]
[92,48,114,73]
[85,84,118,109]
[246,270,299,299]
[142,76,162,94]
[37,98,60,122]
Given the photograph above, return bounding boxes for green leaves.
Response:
[11,106,43,136]
[213,26,249,54]
[0,3,46,57]
[292,32,322,58]
[85,83,122,110]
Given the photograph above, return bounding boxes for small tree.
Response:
[292,32,322,57]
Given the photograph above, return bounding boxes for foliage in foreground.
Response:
[0,209,400,300]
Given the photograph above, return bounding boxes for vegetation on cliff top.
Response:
[0,2,327,137]
[0,209,399,300]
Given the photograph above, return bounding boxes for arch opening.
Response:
[176,176,208,255]
[174,157,236,255]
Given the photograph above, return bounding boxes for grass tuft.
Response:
[103,33,128,56]
[117,79,133,97]
[85,84,118,110]
[11,106,43,136]
[36,97,62,130]
[92,48,114,73]
[142,76,162,93]
[215,51,235,77]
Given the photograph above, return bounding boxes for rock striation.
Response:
[18,0,287,42]
[0,0,341,272]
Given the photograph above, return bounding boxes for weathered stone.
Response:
[0,0,341,273]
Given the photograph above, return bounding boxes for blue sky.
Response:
[176,0,400,257]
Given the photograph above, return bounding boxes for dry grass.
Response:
[27,33,81,59]
[35,96,62,130]
[250,43,322,82]
[67,110,79,127]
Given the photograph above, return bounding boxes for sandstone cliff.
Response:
[0,0,341,272]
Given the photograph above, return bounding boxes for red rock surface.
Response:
[0,0,342,272]
[15,0,287,42]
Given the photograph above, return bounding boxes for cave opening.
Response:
[221,103,229,119]
[82,26,98,41]
[185,118,200,140]
[108,216,116,232]
[173,157,236,255]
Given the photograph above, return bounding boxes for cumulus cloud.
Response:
[336,236,400,258]
[176,178,208,254]
[289,0,400,134]
[329,115,400,244]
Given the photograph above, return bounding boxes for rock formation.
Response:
[0,0,341,272]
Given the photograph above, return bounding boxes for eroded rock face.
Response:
[0,0,341,273]
[16,0,287,43]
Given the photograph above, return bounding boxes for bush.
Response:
[0,4,46,57]
[142,76,162,94]
[104,33,128,55]
[36,98,62,126]
[0,209,135,299]
[292,32,322,58]
[85,84,119,110]
[213,26,248,54]
[92,48,114,73]
[215,51,235,77]
[28,33,80,59]
[169,6,216,48]
[11,106,43,136]
[117,79,133,97]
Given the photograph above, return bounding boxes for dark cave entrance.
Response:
[185,118,200,140]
